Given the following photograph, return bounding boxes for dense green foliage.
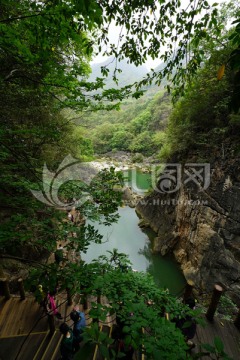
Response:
[159,16,240,160]
[90,0,220,98]
[0,78,94,254]
[1,1,240,359]
[84,263,189,359]
[81,91,171,155]
[0,0,129,259]
[28,250,196,359]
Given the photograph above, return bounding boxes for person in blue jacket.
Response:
[70,309,86,350]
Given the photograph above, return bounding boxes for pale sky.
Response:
[91,0,225,70]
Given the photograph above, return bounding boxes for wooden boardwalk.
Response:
[193,315,240,359]
[0,296,48,337]
[0,292,115,360]
[0,293,240,359]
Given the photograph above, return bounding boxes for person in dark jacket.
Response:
[59,323,74,360]
[174,297,197,349]
[70,309,86,350]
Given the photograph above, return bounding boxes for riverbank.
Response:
[88,153,155,207]
[94,151,159,173]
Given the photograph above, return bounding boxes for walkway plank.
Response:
[0,298,15,336]
[194,316,240,359]
[32,332,52,360]
[0,297,48,337]
[1,294,240,360]
[0,333,46,360]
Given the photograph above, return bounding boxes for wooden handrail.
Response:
[93,325,103,360]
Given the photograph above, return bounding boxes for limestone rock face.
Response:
[136,155,240,302]
[122,186,143,207]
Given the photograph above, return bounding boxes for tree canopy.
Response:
[1,0,224,110]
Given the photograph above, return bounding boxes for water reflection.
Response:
[82,206,186,295]
[138,242,186,296]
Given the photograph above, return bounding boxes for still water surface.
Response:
[123,169,152,194]
[82,206,186,296]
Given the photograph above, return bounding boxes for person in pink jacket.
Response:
[47,291,63,319]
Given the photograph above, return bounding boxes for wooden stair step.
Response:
[40,330,62,360]
[0,333,46,360]
[50,331,62,360]
[33,331,53,360]
[0,296,48,338]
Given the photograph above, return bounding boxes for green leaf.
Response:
[214,336,224,353]
[99,344,110,359]
[202,343,216,353]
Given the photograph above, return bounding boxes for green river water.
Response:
[82,206,186,296]
[123,168,152,194]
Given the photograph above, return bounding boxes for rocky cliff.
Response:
[136,140,240,303]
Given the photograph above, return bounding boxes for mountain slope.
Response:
[90,57,149,88]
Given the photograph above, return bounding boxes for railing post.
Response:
[206,284,223,321]
[48,314,55,335]
[234,309,240,330]
[80,286,88,310]
[18,278,25,300]
[0,277,11,300]
[183,280,194,303]
[66,288,73,306]
[91,293,101,325]
[82,295,88,310]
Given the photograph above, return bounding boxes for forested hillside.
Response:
[80,56,172,156]
[159,44,240,161]
[80,89,171,155]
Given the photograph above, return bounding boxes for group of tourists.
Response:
[59,307,86,360]
[35,284,86,359]
[57,298,197,360]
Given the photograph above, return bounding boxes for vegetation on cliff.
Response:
[159,5,240,161]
